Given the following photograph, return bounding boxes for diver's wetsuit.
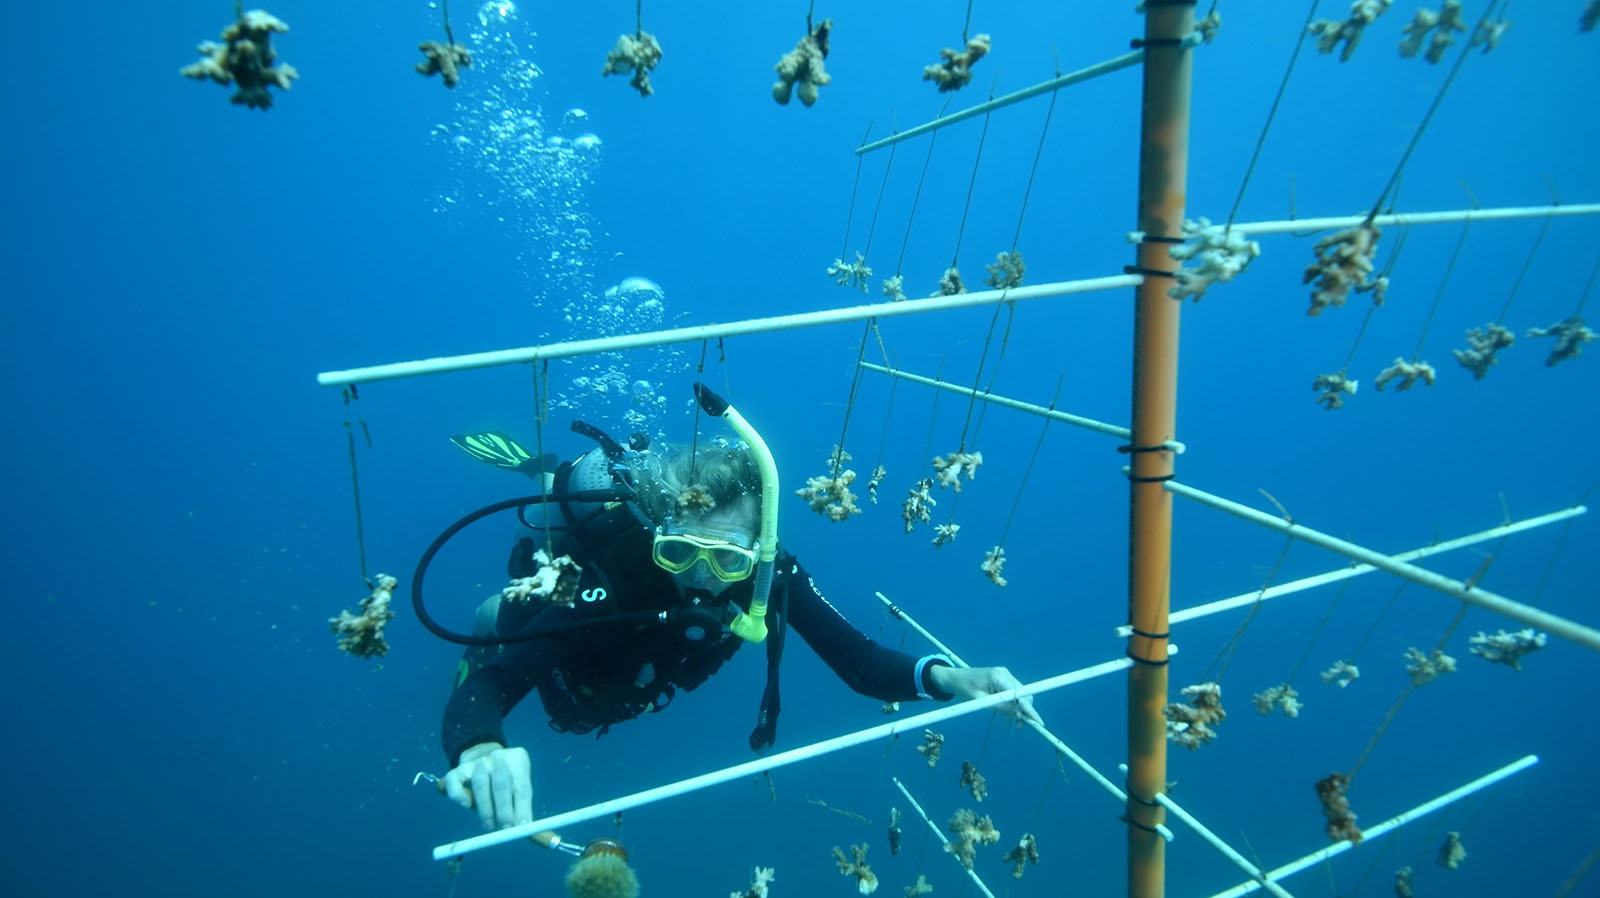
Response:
[441,529,953,766]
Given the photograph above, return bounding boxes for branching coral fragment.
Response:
[1399,1,1466,64]
[731,866,776,898]
[932,523,961,547]
[902,479,937,533]
[867,465,887,504]
[501,552,583,609]
[1468,628,1546,670]
[931,451,982,491]
[882,275,907,302]
[1403,647,1457,685]
[602,31,663,98]
[1316,771,1363,844]
[329,573,398,658]
[797,447,862,521]
[983,251,1025,289]
[903,874,933,897]
[980,546,1007,587]
[960,761,987,802]
[916,729,945,767]
[924,34,991,91]
[181,8,299,110]
[832,844,878,895]
[1319,660,1360,687]
[1165,682,1225,749]
[1452,323,1515,379]
[417,40,472,88]
[1308,0,1394,61]
[1395,865,1415,897]
[1167,217,1262,302]
[1304,223,1386,315]
[1469,18,1512,53]
[1313,371,1359,410]
[944,809,1000,870]
[1437,831,1467,869]
[1374,357,1437,391]
[937,267,967,296]
[1527,317,1596,366]
[1252,683,1303,718]
[677,484,717,514]
[1003,833,1040,879]
[829,252,875,292]
[773,19,832,106]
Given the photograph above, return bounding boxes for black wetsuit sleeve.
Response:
[781,557,950,703]
[440,606,576,767]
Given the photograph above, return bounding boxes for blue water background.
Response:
[3,2,1597,897]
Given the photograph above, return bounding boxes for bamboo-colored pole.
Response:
[1127,5,1194,897]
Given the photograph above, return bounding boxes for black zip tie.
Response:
[1126,472,1176,484]
[1131,37,1187,49]
[1118,443,1173,455]
[1127,648,1170,666]
[1121,814,1163,834]
[1135,234,1186,244]
[1124,265,1178,279]
[1129,626,1170,640]
[1124,783,1162,806]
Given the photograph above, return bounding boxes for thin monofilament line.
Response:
[344,422,371,586]
[1285,579,1353,686]
[1366,0,1506,220]
[1338,222,1410,370]
[961,0,974,43]
[950,83,999,267]
[862,135,898,260]
[918,356,948,475]
[635,0,643,37]
[829,323,875,475]
[955,303,1005,452]
[1202,535,1295,684]
[838,124,874,259]
[997,375,1063,548]
[1496,212,1553,324]
[967,303,1017,448]
[1348,581,1407,664]
[1008,74,1061,252]
[1225,0,1321,230]
[895,97,954,275]
[442,0,456,47]
[1411,219,1472,361]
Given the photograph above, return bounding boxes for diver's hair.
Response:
[633,443,762,525]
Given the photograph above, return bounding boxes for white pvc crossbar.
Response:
[874,591,1178,841]
[1154,791,1297,898]
[1203,755,1539,898]
[1113,506,1588,637]
[855,49,1146,155]
[859,361,1186,453]
[319,276,1140,388]
[892,777,998,898]
[1230,203,1600,236]
[1166,480,1600,652]
[431,657,1133,860]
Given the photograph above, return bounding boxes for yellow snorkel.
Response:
[692,383,779,643]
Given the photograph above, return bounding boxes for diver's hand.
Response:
[443,742,533,831]
[929,665,1043,726]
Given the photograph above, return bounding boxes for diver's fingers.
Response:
[507,748,534,826]
[490,754,518,829]
[443,770,475,810]
[470,764,498,831]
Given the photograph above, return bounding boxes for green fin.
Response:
[449,431,557,481]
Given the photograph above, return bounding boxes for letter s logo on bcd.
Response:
[581,587,607,603]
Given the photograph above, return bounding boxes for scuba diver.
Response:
[432,386,1039,832]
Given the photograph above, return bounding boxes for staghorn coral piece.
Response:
[1165,682,1225,749]
[902,479,937,532]
[924,34,991,91]
[1003,833,1040,879]
[931,523,960,547]
[1167,217,1262,302]
[1527,317,1596,366]
[983,251,1025,289]
[501,551,583,608]
[602,31,663,98]
[1468,628,1546,670]
[903,874,933,897]
[731,866,776,898]
[944,809,1000,871]
[832,843,878,895]
[1253,683,1303,718]
[1404,646,1457,686]
[1469,17,1511,53]
[677,484,717,514]
[1437,831,1467,869]
[1194,9,1223,43]
[981,546,1008,587]
[329,573,398,658]
[882,275,907,302]
[1309,0,1393,61]
[416,41,472,88]
[1313,371,1359,410]
[1304,223,1386,315]
[867,464,887,504]
[1399,2,1466,64]
[931,451,982,491]
[960,760,987,801]
[1453,323,1515,379]
[1316,771,1363,844]
[888,807,902,855]
[797,447,861,521]
[181,8,299,110]
[916,729,945,767]
[773,19,832,106]
[1319,660,1360,687]
[936,266,967,296]
[829,252,875,292]
[1395,865,1415,897]
[1374,357,1437,391]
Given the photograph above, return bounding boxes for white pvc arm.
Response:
[891,777,998,898]
[1115,505,1587,637]
[431,657,1134,861]
[1230,203,1600,236]
[1166,480,1600,652]
[1203,755,1539,898]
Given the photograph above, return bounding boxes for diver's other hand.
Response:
[929,664,1043,726]
[444,742,533,831]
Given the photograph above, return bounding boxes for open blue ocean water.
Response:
[3,2,1597,896]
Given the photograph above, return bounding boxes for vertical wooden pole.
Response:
[1127,4,1194,898]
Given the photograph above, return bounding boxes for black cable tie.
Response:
[1126,472,1176,484]
[1124,264,1178,279]
[1137,234,1186,244]
[1126,648,1171,666]
[1124,783,1162,806]
[1129,626,1170,640]
[1120,814,1163,834]
[1130,37,1187,49]
[1118,443,1174,455]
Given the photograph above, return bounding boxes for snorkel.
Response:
[691,383,779,643]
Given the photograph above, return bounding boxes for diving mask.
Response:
[651,525,759,582]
